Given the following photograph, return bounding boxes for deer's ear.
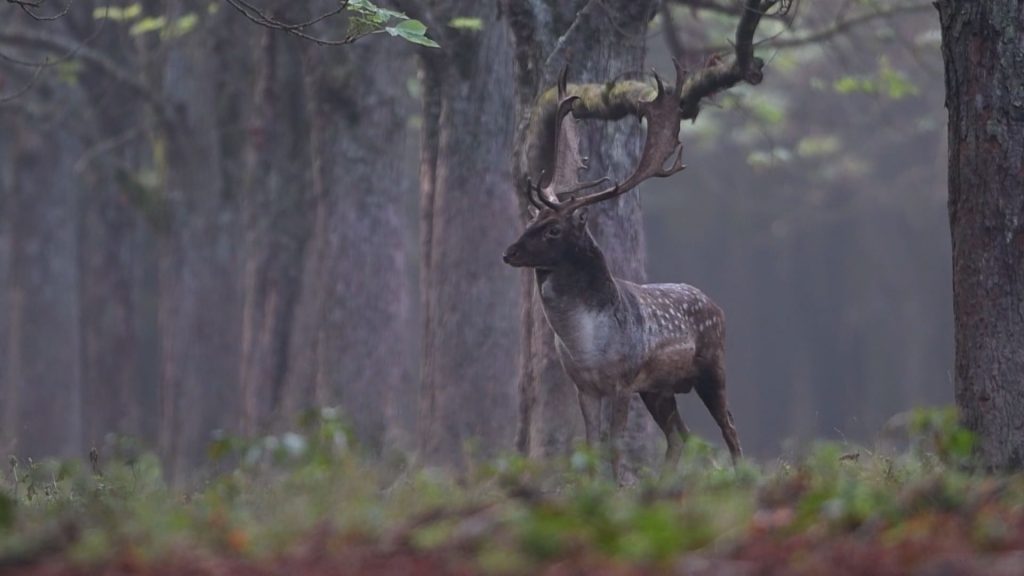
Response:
[573,209,588,226]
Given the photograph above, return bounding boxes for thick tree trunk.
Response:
[418,1,521,467]
[239,29,312,437]
[6,119,83,458]
[283,37,413,451]
[938,1,1024,469]
[506,1,659,473]
[157,9,246,482]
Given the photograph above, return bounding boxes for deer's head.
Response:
[503,61,688,271]
[503,207,590,269]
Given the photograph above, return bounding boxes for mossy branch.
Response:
[520,0,787,183]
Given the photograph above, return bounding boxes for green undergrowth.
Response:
[0,406,1018,572]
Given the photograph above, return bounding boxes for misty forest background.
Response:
[0,0,948,482]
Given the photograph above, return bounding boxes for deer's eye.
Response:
[545,225,563,239]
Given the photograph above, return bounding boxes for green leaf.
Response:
[393,18,427,34]
[750,99,784,125]
[448,16,483,30]
[831,57,918,100]
[833,75,875,95]
[348,0,405,22]
[796,135,841,158]
[129,15,166,36]
[55,60,82,85]
[92,3,141,21]
[877,57,918,100]
[166,13,198,38]
[386,19,440,48]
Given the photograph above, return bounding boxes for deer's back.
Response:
[621,281,724,394]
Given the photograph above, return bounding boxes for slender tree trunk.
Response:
[239,28,312,436]
[283,37,413,451]
[418,1,521,467]
[938,0,1024,469]
[75,11,148,448]
[156,8,246,482]
[78,158,145,448]
[0,116,11,454]
[506,1,659,473]
[6,119,83,458]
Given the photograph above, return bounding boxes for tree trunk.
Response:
[283,37,413,451]
[506,1,659,473]
[239,28,312,437]
[0,116,11,454]
[938,1,1024,469]
[6,118,83,458]
[78,154,145,449]
[418,1,521,467]
[74,11,149,448]
[156,8,247,482]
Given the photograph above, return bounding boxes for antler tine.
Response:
[558,59,688,214]
[529,176,559,210]
[554,177,612,201]
[653,69,665,98]
[557,65,570,98]
[537,93,581,199]
[524,177,546,211]
[671,57,686,100]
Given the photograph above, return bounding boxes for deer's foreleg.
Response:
[577,390,601,447]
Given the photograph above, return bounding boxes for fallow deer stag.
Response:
[503,62,742,481]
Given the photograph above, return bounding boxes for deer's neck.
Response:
[536,233,633,370]
[536,232,619,313]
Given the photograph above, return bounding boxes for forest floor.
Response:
[3,407,1024,576]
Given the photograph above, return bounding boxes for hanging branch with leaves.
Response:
[221,0,439,47]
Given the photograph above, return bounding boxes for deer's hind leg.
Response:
[640,391,689,475]
[695,364,742,463]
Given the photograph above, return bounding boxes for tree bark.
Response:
[0,116,11,454]
[74,9,149,448]
[505,0,659,473]
[156,7,247,482]
[6,118,83,458]
[78,149,146,449]
[239,28,312,437]
[282,37,413,451]
[417,1,522,467]
[938,0,1024,469]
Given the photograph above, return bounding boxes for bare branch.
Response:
[74,125,144,173]
[222,0,365,46]
[759,2,932,50]
[0,29,168,118]
[0,4,108,105]
[5,0,72,21]
[692,3,934,56]
[0,61,44,103]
